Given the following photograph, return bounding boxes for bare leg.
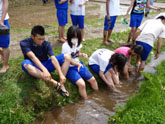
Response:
[58,26,65,42]
[87,77,98,91]
[76,78,88,99]
[61,54,71,76]
[24,64,58,87]
[103,30,110,45]
[127,27,137,43]
[0,48,4,61]
[107,29,113,42]
[80,28,85,41]
[0,47,10,73]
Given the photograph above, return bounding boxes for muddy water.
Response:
[33,78,139,124]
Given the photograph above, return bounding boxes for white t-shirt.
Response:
[70,0,88,16]
[105,0,120,16]
[0,0,9,20]
[137,19,165,47]
[88,48,114,72]
[62,42,82,65]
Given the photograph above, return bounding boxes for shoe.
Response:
[55,82,69,98]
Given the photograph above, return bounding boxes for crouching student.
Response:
[114,44,143,80]
[133,13,165,75]
[88,48,127,91]
[62,26,98,99]
[20,25,71,97]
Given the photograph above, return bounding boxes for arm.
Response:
[79,52,88,59]
[127,56,131,63]
[0,0,8,25]
[146,0,160,11]
[124,0,135,20]
[27,51,51,81]
[58,0,68,4]
[155,38,162,59]
[123,64,129,80]
[110,66,120,84]
[70,60,83,72]
[106,0,110,20]
[99,70,115,89]
[50,56,66,83]
[79,0,88,7]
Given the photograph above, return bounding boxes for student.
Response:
[88,48,127,91]
[103,0,120,45]
[54,0,68,43]
[133,13,165,74]
[0,0,10,73]
[61,26,98,99]
[124,0,160,43]
[20,25,71,97]
[70,0,88,41]
[114,44,143,80]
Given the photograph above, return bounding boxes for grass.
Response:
[157,0,165,3]
[109,61,165,124]
[1,2,165,123]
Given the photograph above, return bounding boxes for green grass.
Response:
[109,62,165,124]
[157,0,165,3]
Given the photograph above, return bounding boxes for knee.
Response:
[24,63,32,70]
[77,81,86,90]
[64,54,71,62]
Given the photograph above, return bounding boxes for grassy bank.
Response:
[0,29,132,124]
[109,61,165,123]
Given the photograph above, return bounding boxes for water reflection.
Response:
[34,78,139,124]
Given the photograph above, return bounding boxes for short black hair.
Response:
[131,44,143,55]
[31,25,45,36]
[156,16,165,20]
[67,26,82,48]
[109,53,127,71]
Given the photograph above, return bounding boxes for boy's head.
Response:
[67,26,82,48]
[155,13,165,23]
[130,45,143,56]
[109,53,127,71]
[31,25,45,46]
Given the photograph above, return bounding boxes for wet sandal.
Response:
[55,82,69,98]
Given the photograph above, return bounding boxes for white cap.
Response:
[155,13,165,19]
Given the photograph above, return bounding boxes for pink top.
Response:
[114,47,131,57]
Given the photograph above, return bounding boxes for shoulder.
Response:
[20,37,32,46]
[62,42,70,48]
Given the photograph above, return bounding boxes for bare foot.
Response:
[58,38,66,43]
[104,41,110,45]
[82,38,85,42]
[107,39,114,43]
[0,65,9,73]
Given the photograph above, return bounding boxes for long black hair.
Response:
[109,53,127,71]
[67,26,82,48]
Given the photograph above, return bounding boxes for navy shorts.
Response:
[136,41,152,61]
[89,64,112,76]
[66,62,93,84]
[21,54,65,75]
[130,14,144,28]
[0,20,10,48]
[70,15,84,29]
[57,9,68,26]
[104,16,117,30]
